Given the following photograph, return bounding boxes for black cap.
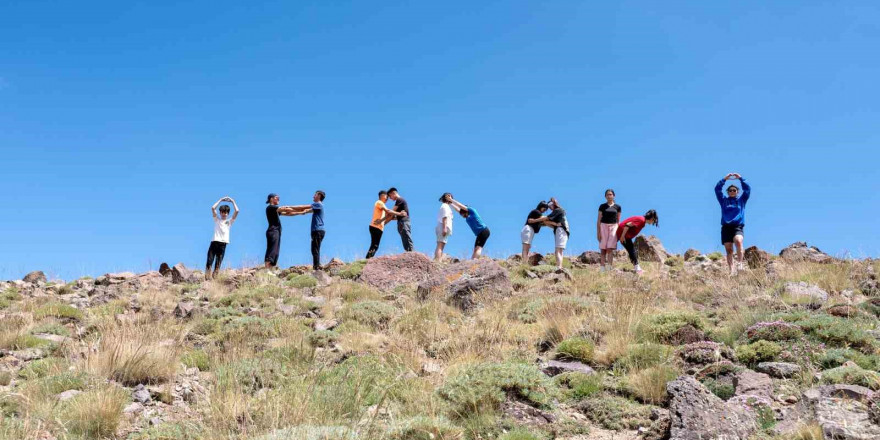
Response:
[266,193,278,204]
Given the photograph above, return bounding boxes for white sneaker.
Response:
[737,262,746,271]
[634,264,643,274]
[599,266,606,273]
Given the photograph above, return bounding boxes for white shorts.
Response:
[435,225,451,244]
[554,227,569,249]
[599,223,618,250]
[521,225,535,245]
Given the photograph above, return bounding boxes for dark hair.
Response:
[536,201,549,210]
[387,187,398,195]
[459,208,469,217]
[378,190,387,197]
[315,190,326,201]
[218,205,231,214]
[727,185,740,192]
[439,192,452,203]
[644,209,659,227]
[548,197,562,210]
[605,189,615,197]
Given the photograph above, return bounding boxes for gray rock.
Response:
[757,362,802,379]
[501,399,556,425]
[803,385,880,440]
[783,281,829,303]
[171,263,196,284]
[667,376,758,440]
[12,348,47,362]
[123,402,144,413]
[173,301,196,318]
[780,241,835,264]
[636,235,668,263]
[417,258,511,312]
[133,385,152,404]
[57,389,82,401]
[314,319,338,331]
[683,249,701,261]
[540,360,595,377]
[22,271,47,284]
[361,252,440,291]
[734,369,774,398]
[312,270,332,286]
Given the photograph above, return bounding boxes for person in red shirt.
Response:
[616,210,659,275]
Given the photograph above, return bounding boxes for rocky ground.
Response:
[0,238,878,440]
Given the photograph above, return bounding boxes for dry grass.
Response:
[58,385,128,438]
[84,321,182,386]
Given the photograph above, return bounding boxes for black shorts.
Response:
[475,228,491,248]
[721,224,744,244]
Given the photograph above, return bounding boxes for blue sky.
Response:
[2,1,879,280]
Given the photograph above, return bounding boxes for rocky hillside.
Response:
[1,239,878,440]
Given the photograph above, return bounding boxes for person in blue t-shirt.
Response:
[290,190,327,271]
[715,173,751,275]
[444,195,490,259]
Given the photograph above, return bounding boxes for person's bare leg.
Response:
[472,246,483,259]
[555,248,564,269]
[607,250,614,268]
[599,249,607,269]
[264,262,272,269]
[521,244,530,264]
[724,243,735,274]
[434,242,445,261]
[734,236,745,267]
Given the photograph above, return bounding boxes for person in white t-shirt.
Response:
[434,193,455,261]
[206,196,239,280]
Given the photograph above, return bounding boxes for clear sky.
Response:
[2,1,879,280]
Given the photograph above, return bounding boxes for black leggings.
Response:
[311,230,325,270]
[265,228,281,266]
[622,237,638,266]
[206,241,227,271]
[475,228,491,248]
[366,226,383,259]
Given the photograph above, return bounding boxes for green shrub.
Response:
[338,260,367,280]
[707,252,724,261]
[215,357,293,394]
[438,362,558,417]
[818,348,880,371]
[555,372,603,400]
[820,365,880,390]
[555,338,595,363]
[0,371,10,386]
[22,372,90,398]
[17,357,68,380]
[33,302,83,321]
[736,341,782,366]
[338,301,397,329]
[642,312,704,343]
[181,349,212,371]
[579,394,654,430]
[614,343,675,373]
[338,282,381,302]
[308,330,339,348]
[499,428,546,440]
[745,321,803,342]
[127,422,206,440]
[702,378,735,400]
[286,274,318,289]
[29,322,71,337]
[389,416,463,440]
[782,313,876,353]
[0,289,21,309]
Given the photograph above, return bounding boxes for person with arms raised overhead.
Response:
[521,201,550,264]
[445,195,491,259]
[543,198,570,270]
[617,210,659,275]
[206,196,239,280]
[287,191,327,271]
[597,189,622,272]
[434,193,455,261]
[715,173,751,275]
[264,193,310,269]
[385,187,413,252]
[366,190,392,259]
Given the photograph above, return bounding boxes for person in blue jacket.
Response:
[715,173,751,275]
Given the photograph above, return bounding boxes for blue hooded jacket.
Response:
[715,178,751,226]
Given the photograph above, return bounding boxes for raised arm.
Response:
[738,175,750,203]
[447,198,466,211]
[212,198,224,218]
[229,197,240,221]
[715,177,728,204]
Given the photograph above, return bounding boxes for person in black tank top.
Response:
[521,201,550,263]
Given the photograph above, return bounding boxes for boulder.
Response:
[417,259,511,311]
[171,263,196,284]
[744,246,771,269]
[96,272,137,286]
[325,258,345,269]
[679,341,735,365]
[312,270,333,286]
[683,249,701,261]
[528,253,545,266]
[780,242,834,264]
[547,268,573,284]
[757,362,802,379]
[668,324,706,345]
[158,262,172,276]
[576,251,601,265]
[783,282,829,303]
[22,271,47,284]
[540,360,595,377]
[360,253,439,291]
[733,369,773,398]
[133,385,151,404]
[667,376,758,440]
[636,235,668,262]
[501,399,556,426]
[57,389,82,402]
[803,384,880,440]
[173,301,196,319]
[826,304,861,318]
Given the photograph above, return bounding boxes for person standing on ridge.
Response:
[597,189,622,272]
[264,193,310,269]
[617,210,659,275]
[521,201,550,264]
[206,196,239,280]
[434,193,455,261]
[385,188,413,252]
[445,195,491,259]
[288,191,327,271]
[544,197,570,270]
[715,173,751,275]
[366,190,392,259]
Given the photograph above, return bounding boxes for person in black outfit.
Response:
[264,193,310,268]
[385,187,413,252]
[521,201,550,263]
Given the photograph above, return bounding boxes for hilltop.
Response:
[0,238,878,440]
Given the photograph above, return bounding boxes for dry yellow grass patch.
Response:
[84,321,182,386]
[58,385,128,439]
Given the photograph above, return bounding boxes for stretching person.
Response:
[206,196,239,280]
[544,198,570,270]
[715,173,751,275]
[597,189,622,272]
[366,190,391,259]
[434,193,454,261]
[446,195,490,259]
[521,201,550,263]
[385,188,413,252]
[288,191,326,271]
[617,210,659,275]
[264,193,310,268]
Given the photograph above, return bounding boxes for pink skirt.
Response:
[599,223,618,250]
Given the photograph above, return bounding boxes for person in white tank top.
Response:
[206,196,239,280]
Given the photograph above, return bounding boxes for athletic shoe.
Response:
[634,264,643,275]
[599,266,606,273]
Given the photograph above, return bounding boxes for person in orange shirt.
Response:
[366,190,393,258]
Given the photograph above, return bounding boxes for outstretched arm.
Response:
[447,198,466,211]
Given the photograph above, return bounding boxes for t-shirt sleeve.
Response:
[599,203,606,212]
[616,205,622,213]
[311,202,322,211]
